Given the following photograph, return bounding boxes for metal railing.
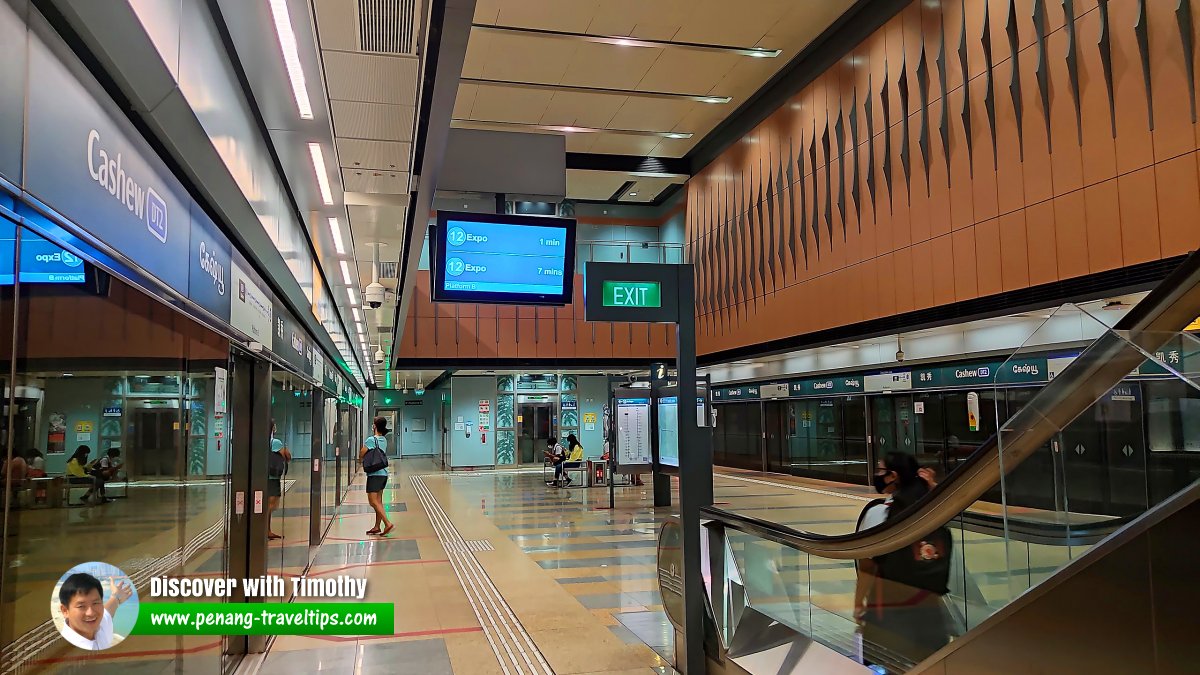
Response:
[576,240,684,265]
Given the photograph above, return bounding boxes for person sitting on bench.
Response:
[557,434,586,487]
[93,449,123,500]
[545,437,566,486]
[66,446,106,505]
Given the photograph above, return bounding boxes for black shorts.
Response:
[366,475,388,493]
[268,478,282,498]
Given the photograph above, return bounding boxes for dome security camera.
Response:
[373,348,386,365]
[364,282,386,309]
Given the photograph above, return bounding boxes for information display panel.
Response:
[0,219,89,284]
[615,396,652,467]
[431,211,576,305]
[657,396,679,468]
[657,390,708,470]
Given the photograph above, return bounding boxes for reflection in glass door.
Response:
[517,403,553,465]
[871,396,918,459]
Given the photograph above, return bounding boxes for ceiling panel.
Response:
[566,170,630,201]
[564,133,598,153]
[336,138,411,171]
[585,134,665,156]
[606,97,696,133]
[342,168,411,194]
[331,100,415,141]
[557,42,664,90]
[489,0,603,33]
[538,90,626,128]
[764,0,859,49]
[636,49,742,95]
[671,0,793,47]
[466,86,555,124]
[453,83,479,119]
[473,31,580,83]
[625,175,682,202]
[347,203,406,227]
[322,51,420,104]
[313,0,359,51]
[583,0,691,37]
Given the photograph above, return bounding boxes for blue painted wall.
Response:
[450,377,496,467]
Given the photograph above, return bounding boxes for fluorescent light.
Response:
[268,0,313,120]
[353,308,362,321]
[309,143,334,205]
[348,287,359,306]
[340,260,353,284]
[628,191,638,196]
[328,217,346,255]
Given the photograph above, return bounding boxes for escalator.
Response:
[660,252,1200,674]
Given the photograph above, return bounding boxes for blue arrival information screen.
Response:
[441,219,569,296]
[0,220,87,285]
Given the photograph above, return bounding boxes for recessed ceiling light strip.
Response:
[472,23,781,58]
[451,118,691,139]
[268,0,314,119]
[308,143,334,205]
[460,77,731,104]
[328,217,347,255]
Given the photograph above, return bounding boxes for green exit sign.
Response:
[602,281,661,308]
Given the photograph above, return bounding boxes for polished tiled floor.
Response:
[6,457,1092,674]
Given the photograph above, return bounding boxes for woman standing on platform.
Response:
[267,420,291,540]
[360,416,393,536]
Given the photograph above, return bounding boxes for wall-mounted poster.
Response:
[47,413,66,454]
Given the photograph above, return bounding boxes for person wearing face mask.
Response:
[854,452,953,669]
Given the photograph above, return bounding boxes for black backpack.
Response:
[862,498,953,595]
[362,437,388,474]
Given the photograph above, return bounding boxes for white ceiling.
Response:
[310,0,429,383]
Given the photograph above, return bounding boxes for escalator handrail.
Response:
[701,247,1200,559]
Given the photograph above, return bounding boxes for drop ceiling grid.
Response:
[330,100,415,142]
[341,168,411,194]
[322,50,420,105]
[336,138,412,172]
[313,0,360,51]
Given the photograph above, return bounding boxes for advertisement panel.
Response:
[231,261,272,344]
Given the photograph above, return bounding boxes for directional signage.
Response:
[602,281,661,308]
[584,262,680,323]
[789,375,865,397]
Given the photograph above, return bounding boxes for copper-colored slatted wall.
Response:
[686,0,1200,356]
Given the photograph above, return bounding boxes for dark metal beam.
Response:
[389,0,478,368]
[566,152,689,176]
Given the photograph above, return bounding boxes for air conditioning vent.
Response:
[358,0,419,55]
[379,261,399,279]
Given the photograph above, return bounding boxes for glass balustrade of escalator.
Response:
[700,314,1200,674]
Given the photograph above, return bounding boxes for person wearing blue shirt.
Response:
[267,420,290,541]
[360,416,393,536]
